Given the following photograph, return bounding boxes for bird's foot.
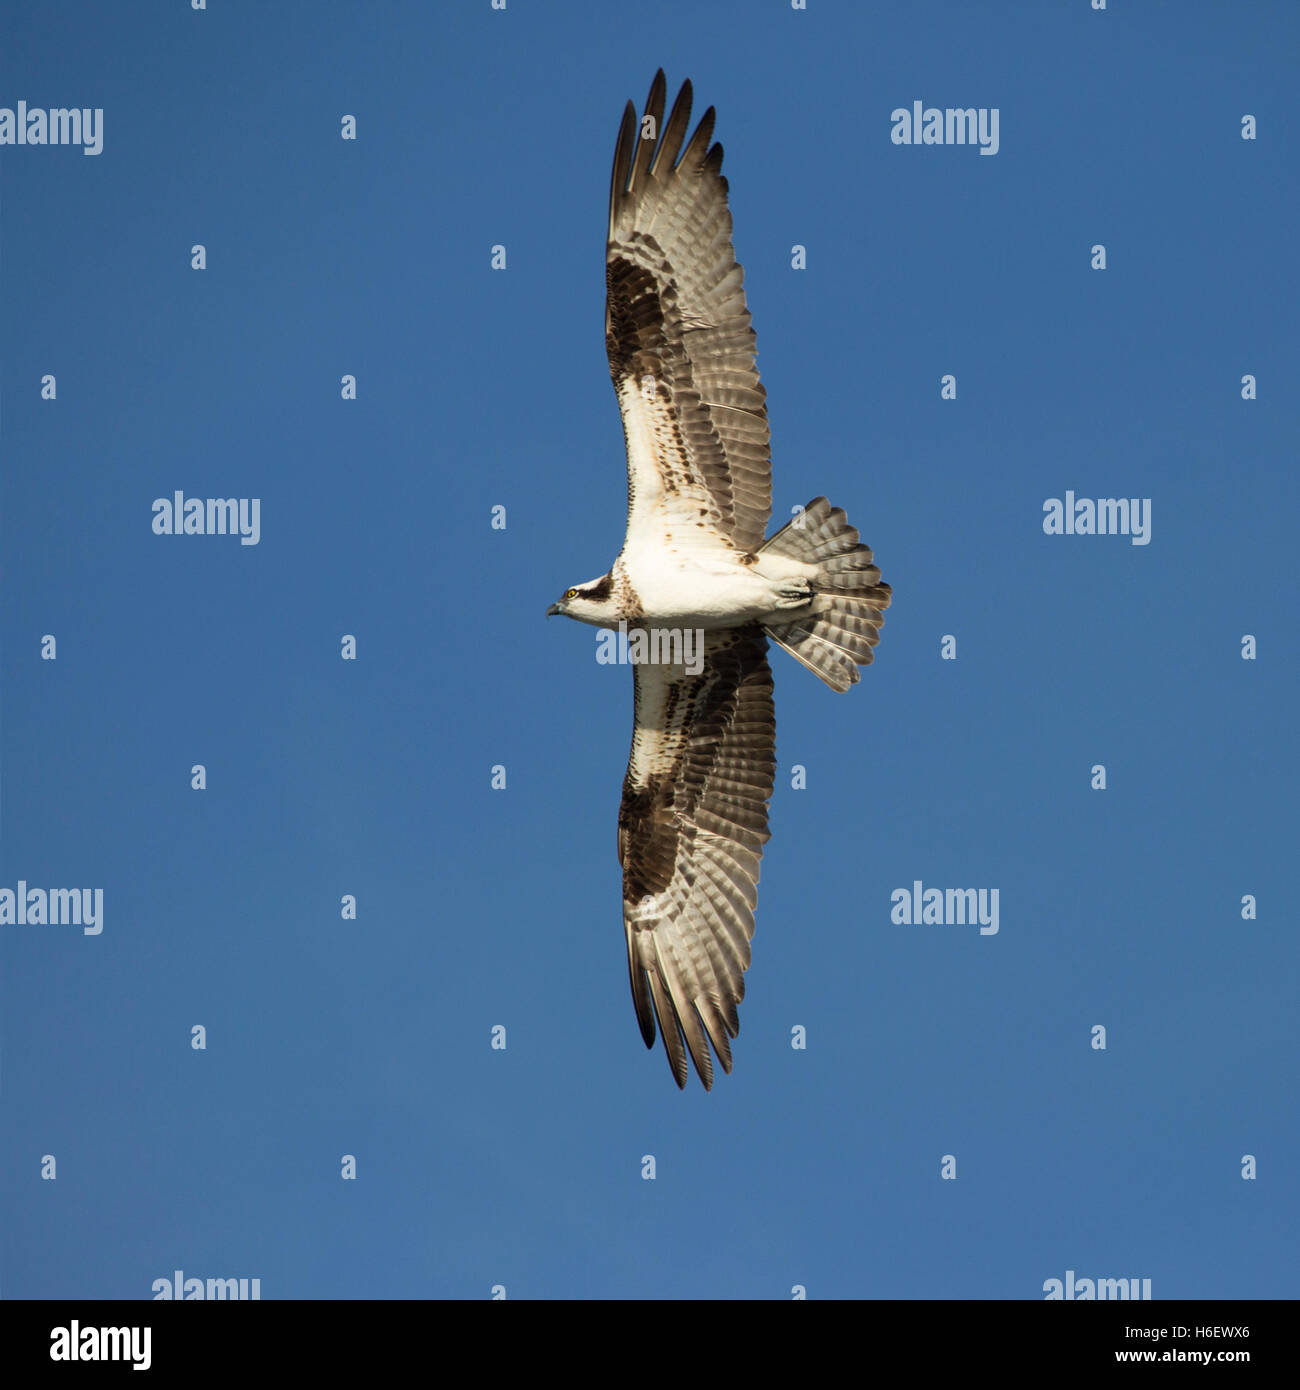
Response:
[771,579,814,610]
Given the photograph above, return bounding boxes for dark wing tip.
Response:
[608,99,638,235]
[636,996,657,1051]
[612,74,711,243]
[628,70,668,195]
[681,105,717,170]
[627,940,658,1049]
[650,76,694,178]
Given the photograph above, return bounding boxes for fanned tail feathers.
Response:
[760,497,891,692]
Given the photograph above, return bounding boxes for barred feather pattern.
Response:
[607,70,772,554]
[761,497,893,692]
[619,628,775,1089]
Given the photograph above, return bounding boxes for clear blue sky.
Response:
[3,1,1296,1300]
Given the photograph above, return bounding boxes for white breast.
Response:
[620,534,774,627]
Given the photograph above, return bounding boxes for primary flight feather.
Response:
[548,71,891,1089]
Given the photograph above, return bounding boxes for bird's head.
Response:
[547,573,618,627]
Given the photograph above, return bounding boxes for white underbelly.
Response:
[620,544,775,627]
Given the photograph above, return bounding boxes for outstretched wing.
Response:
[619,629,776,1088]
[606,71,772,554]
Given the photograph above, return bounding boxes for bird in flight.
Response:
[548,71,891,1089]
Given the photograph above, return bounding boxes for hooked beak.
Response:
[546,603,562,618]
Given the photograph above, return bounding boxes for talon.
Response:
[772,579,815,610]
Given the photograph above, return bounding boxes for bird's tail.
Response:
[758,497,891,692]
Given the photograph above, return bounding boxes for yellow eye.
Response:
[565,588,579,599]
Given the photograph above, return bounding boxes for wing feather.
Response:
[627,69,666,195]
[606,72,772,553]
[618,628,775,1088]
[648,78,693,178]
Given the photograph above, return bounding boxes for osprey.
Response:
[549,72,891,1089]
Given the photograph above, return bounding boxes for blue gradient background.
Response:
[3,1,1296,1299]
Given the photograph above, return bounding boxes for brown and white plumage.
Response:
[620,629,775,1089]
[606,69,771,556]
[549,72,890,1089]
